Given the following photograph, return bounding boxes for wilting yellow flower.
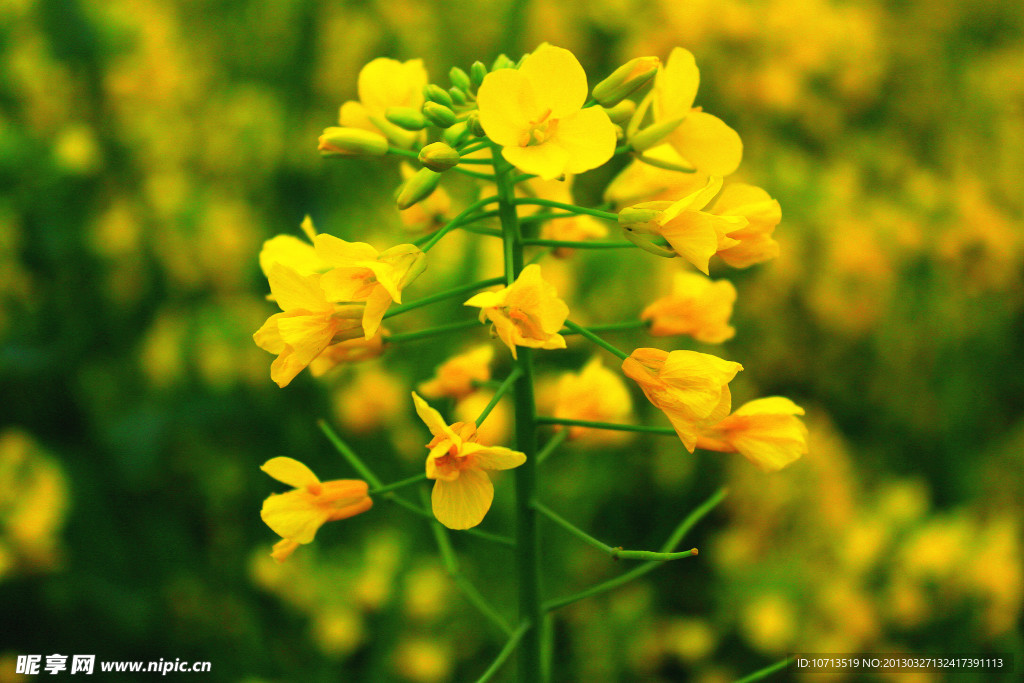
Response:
[642,272,736,342]
[465,264,569,358]
[709,183,782,268]
[340,57,428,148]
[253,264,366,388]
[619,176,746,274]
[476,44,617,180]
[622,348,742,451]
[314,235,426,338]
[651,48,743,176]
[554,357,633,442]
[260,457,373,562]
[412,393,525,530]
[418,344,494,400]
[697,397,807,471]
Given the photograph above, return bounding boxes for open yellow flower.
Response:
[622,348,742,451]
[314,235,426,339]
[464,264,569,358]
[476,44,617,180]
[418,344,494,400]
[412,393,526,530]
[709,183,782,268]
[259,217,330,278]
[260,457,373,562]
[642,272,737,343]
[619,176,747,274]
[652,47,743,176]
[340,57,428,148]
[253,263,366,388]
[696,397,808,471]
[554,357,633,443]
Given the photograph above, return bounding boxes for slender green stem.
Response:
[536,417,676,435]
[459,140,492,156]
[733,657,793,683]
[458,157,497,165]
[384,319,480,344]
[614,143,632,155]
[535,429,569,464]
[560,320,648,335]
[544,488,727,612]
[420,196,499,252]
[525,247,555,266]
[425,490,513,636]
[533,502,699,561]
[387,146,419,159]
[476,367,523,427]
[513,173,537,183]
[635,153,696,173]
[540,613,555,683]
[383,276,505,319]
[519,211,581,223]
[494,148,545,682]
[461,223,503,238]
[521,238,637,249]
[451,166,495,181]
[475,622,531,683]
[513,198,618,221]
[367,473,428,496]
[562,320,630,361]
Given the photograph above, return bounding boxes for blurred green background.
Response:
[2,0,1023,681]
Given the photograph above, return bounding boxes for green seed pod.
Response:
[423,84,454,108]
[384,106,428,131]
[317,127,389,157]
[396,168,443,210]
[422,102,458,128]
[449,66,471,91]
[592,57,660,106]
[470,61,488,86]
[418,141,461,172]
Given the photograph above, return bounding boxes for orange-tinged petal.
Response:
[431,468,494,530]
[555,107,617,175]
[669,112,743,177]
[502,143,570,180]
[462,443,526,471]
[271,538,300,562]
[518,44,588,119]
[412,392,462,445]
[261,456,321,487]
[477,69,536,147]
[260,489,330,543]
[654,47,700,121]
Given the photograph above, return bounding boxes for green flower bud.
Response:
[422,102,458,128]
[396,168,442,209]
[630,117,684,152]
[449,66,471,91]
[620,227,678,258]
[418,142,461,172]
[466,111,486,138]
[423,84,454,108]
[491,54,515,71]
[317,127,389,157]
[442,121,470,147]
[470,61,488,86]
[617,202,672,228]
[604,100,636,125]
[448,86,467,106]
[384,106,428,131]
[592,57,660,106]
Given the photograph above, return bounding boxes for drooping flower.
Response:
[253,263,366,388]
[464,264,569,358]
[418,344,494,400]
[339,57,428,148]
[554,357,633,443]
[476,44,617,180]
[260,457,373,562]
[412,393,526,530]
[650,47,743,176]
[697,397,808,471]
[642,272,737,342]
[622,348,742,451]
[708,183,782,268]
[314,235,426,338]
[619,176,747,274]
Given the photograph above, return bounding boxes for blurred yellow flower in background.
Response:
[340,57,428,148]
[642,271,736,342]
[553,357,634,442]
[417,344,494,400]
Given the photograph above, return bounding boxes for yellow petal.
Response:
[269,347,305,388]
[658,212,720,274]
[669,112,743,177]
[276,312,334,350]
[270,538,300,562]
[261,456,321,487]
[733,396,804,417]
[519,44,588,119]
[464,289,507,309]
[463,443,527,471]
[253,314,286,354]
[412,392,462,445]
[260,490,330,543]
[313,234,380,265]
[654,47,700,121]
[431,468,494,530]
[259,235,329,277]
[476,68,535,148]
[361,286,393,338]
[268,263,328,312]
[319,267,373,302]
[358,57,428,115]
[555,107,617,175]
[502,143,570,180]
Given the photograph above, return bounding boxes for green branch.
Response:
[560,320,648,335]
[317,419,383,487]
[451,166,495,181]
[475,622,531,683]
[419,196,499,252]
[544,488,727,612]
[367,473,428,496]
[535,429,569,464]
[475,367,523,427]
[384,319,481,344]
[521,238,637,249]
[387,146,419,159]
[734,657,793,683]
[536,417,676,436]
[562,320,630,360]
[383,276,505,319]
[513,198,619,221]
[533,502,699,561]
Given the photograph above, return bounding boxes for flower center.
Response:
[505,306,546,339]
[519,109,559,147]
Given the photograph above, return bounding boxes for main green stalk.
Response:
[494,150,544,681]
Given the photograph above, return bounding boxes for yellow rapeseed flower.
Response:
[258,216,328,277]
[709,183,782,268]
[340,57,428,148]
[412,393,526,530]
[652,48,743,176]
[418,344,494,400]
[253,263,366,388]
[641,272,737,342]
[554,357,633,443]
[314,235,426,338]
[464,264,569,358]
[696,397,808,471]
[260,457,373,562]
[476,44,617,180]
[621,348,742,451]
